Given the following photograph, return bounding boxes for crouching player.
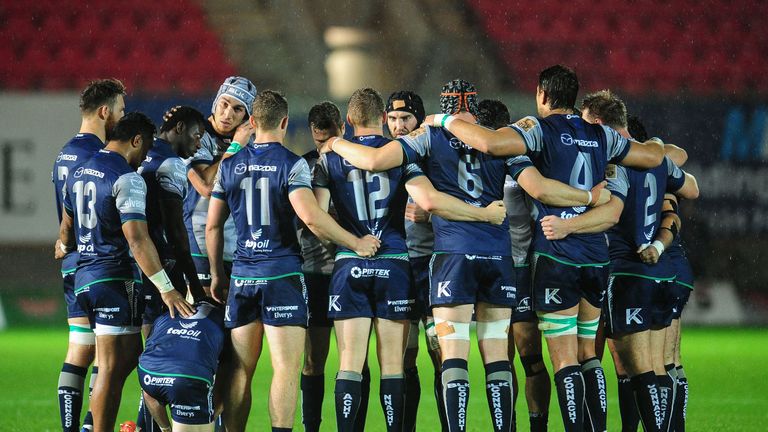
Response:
[138,299,225,432]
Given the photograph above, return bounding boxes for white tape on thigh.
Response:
[94,323,141,336]
[577,316,600,339]
[537,312,577,338]
[477,319,510,340]
[433,317,470,341]
[69,323,95,345]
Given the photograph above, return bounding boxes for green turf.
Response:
[1,327,766,431]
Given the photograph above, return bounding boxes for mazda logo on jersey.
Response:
[561,133,599,148]
[130,177,144,188]
[73,167,84,178]
[235,163,247,175]
[561,134,573,146]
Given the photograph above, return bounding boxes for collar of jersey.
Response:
[75,132,105,146]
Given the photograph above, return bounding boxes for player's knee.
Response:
[520,354,547,377]
[433,317,470,341]
[576,316,599,340]
[477,319,510,341]
[69,323,96,346]
[424,318,441,352]
[537,312,577,338]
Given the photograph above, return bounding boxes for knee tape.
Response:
[69,323,95,345]
[476,319,510,340]
[433,317,470,341]
[407,321,420,349]
[424,317,441,351]
[537,312,577,338]
[577,317,600,339]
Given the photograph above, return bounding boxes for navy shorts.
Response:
[429,253,515,307]
[670,282,692,320]
[329,257,416,320]
[76,279,143,336]
[225,272,308,328]
[532,254,608,313]
[142,263,187,325]
[305,273,333,327]
[63,271,88,319]
[511,264,536,323]
[192,256,232,287]
[410,255,431,318]
[604,274,675,337]
[139,368,214,425]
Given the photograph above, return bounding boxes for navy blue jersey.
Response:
[298,149,336,274]
[212,142,312,278]
[139,302,225,385]
[607,157,686,278]
[53,133,104,274]
[398,126,532,256]
[509,114,631,264]
[62,150,147,292]
[314,135,423,257]
[138,138,189,260]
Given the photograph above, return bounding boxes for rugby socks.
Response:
[631,371,663,432]
[58,363,87,432]
[300,373,325,432]
[335,370,363,432]
[380,374,405,431]
[484,361,514,432]
[529,412,549,432]
[554,365,585,432]
[354,367,371,431]
[434,370,449,431]
[657,370,674,432]
[673,366,688,432]
[616,374,640,432]
[581,357,607,432]
[403,367,420,431]
[271,428,291,432]
[442,358,470,432]
[81,366,97,431]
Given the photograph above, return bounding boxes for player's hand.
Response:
[422,114,437,128]
[319,136,342,154]
[354,234,381,257]
[590,181,611,207]
[210,274,229,304]
[232,121,255,147]
[405,202,431,223]
[484,200,507,225]
[540,215,572,240]
[162,105,182,123]
[637,244,660,264]
[54,239,67,260]
[160,289,194,318]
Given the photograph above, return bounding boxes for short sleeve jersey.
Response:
[212,142,311,278]
[508,114,631,264]
[314,134,423,257]
[404,195,435,258]
[139,302,225,386]
[503,175,535,265]
[62,150,146,291]
[138,138,188,260]
[183,121,239,262]
[298,149,336,274]
[398,125,533,256]
[53,133,104,274]
[606,157,686,278]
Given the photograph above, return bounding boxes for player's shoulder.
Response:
[302,149,320,163]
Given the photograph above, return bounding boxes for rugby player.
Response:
[477,98,552,432]
[314,87,508,431]
[53,78,125,432]
[419,66,666,431]
[185,76,257,295]
[135,106,207,431]
[322,79,611,432]
[138,299,225,432]
[298,101,344,432]
[57,113,194,432]
[385,90,446,432]
[205,90,381,432]
[542,90,698,431]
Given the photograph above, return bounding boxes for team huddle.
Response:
[52,64,698,432]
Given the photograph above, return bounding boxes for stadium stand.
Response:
[0,0,235,94]
[467,0,768,95]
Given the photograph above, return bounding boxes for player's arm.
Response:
[664,143,688,166]
[325,137,404,172]
[159,196,205,302]
[516,166,610,208]
[205,195,230,304]
[404,175,506,224]
[540,195,625,240]
[434,115,527,156]
[672,171,699,200]
[291,187,381,256]
[188,160,221,198]
[55,207,75,260]
[639,194,681,264]
[617,138,665,169]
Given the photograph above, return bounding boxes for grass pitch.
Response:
[0,327,766,431]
